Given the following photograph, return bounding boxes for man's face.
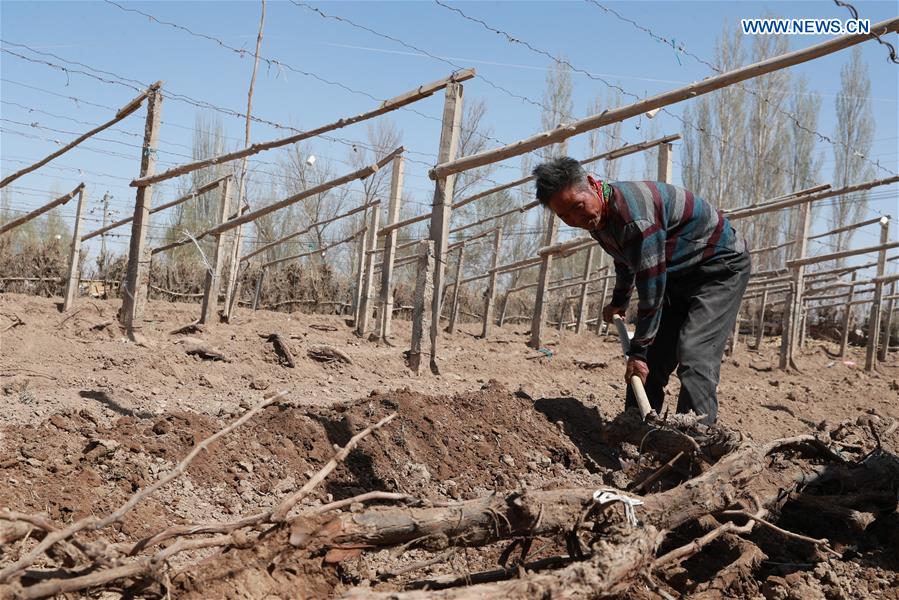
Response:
[546,176,603,230]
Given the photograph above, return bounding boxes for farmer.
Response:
[533,157,751,425]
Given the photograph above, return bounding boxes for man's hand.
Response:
[625,357,649,386]
[602,303,627,323]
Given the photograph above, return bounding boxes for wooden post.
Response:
[252,266,266,311]
[62,186,87,312]
[409,241,434,374]
[865,217,890,371]
[575,246,595,334]
[754,288,769,350]
[222,225,244,322]
[378,155,405,341]
[119,86,163,338]
[779,198,811,369]
[727,304,741,356]
[427,82,464,374]
[200,177,233,324]
[480,227,503,339]
[557,298,568,334]
[498,293,509,328]
[880,280,896,361]
[529,209,560,349]
[798,305,808,348]
[656,142,673,183]
[446,244,466,334]
[356,201,381,337]
[351,226,367,324]
[595,260,611,335]
[839,272,857,357]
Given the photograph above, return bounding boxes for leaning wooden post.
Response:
[62,185,88,312]
[446,244,466,334]
[199,177,233,324]
[356,201,381,337]
[865,217,890,371]
[657,142,673,183]
[839,272,857,357]
[426,82,464,374]
[479,227,503,339]
[409,240,435,374]
[378,155,405,341]
[575,245,595,334]
[529,209,560,349]
[779,199,811,370]
[754,287,769,350]
[880,280,896,361]
[252,266,267,311]
[119,84,163,339]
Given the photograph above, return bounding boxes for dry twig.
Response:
[0,390,289,583]
[273,412,397,521]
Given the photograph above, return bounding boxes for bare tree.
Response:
[743,32,791,261]
[586,90,623,180]
[164,113,230,266]
[785,75,824,268]
[830,46,874,263]
[453,99,498,203]
[539,61,574,161]
[682,24,748,212]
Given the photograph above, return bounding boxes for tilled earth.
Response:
[1,293,898,598]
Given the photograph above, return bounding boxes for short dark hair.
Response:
[532,156,588,205]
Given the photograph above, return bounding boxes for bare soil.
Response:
[1,293,898,598]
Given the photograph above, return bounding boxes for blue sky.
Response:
[1,0,897,256]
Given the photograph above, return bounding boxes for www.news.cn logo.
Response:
[741,18,871,35]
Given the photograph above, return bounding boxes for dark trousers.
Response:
[625,251,751,425]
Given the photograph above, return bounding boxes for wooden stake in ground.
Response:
[378,155,405,341]
[427,82,464,374]
[529,209,560,349]
[754,288,769,350]
[352,226,368,325]
[576,245,596,334]
[119,85,163,340]
[200,177,233,324]
[779,198,811,370]
[595,256,611,336]
[839,272,857,357]
[446,244,466,334]
[61,185,88,312]
[865,217,891,371]
[222,0,266,324]
[409,241,435,374]
[480,227,503,339]
[880,280,896,361]
[252,267,267,311]
[356,201,381,337]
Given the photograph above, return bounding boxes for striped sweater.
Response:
[590,181,747,359]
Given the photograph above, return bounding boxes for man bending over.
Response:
[533,157,751,425]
